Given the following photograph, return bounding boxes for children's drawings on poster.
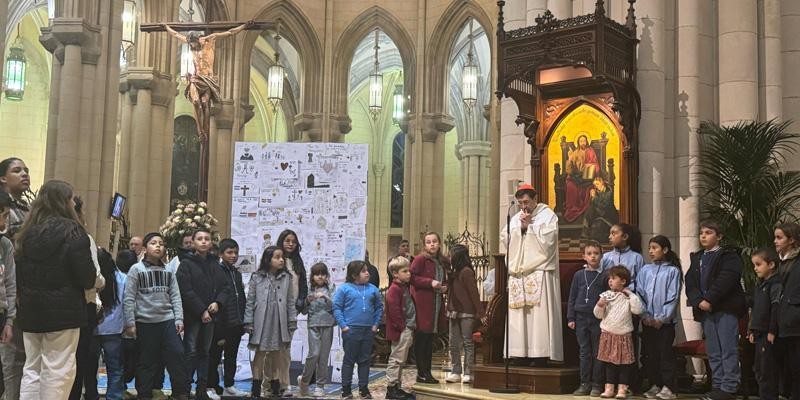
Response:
[230,142,369,383]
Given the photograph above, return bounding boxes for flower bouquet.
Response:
[159,201,221,250]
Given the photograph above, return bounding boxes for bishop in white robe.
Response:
[500,188,564,362]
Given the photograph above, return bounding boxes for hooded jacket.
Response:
[14,217,97,333]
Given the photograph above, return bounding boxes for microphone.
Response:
[507,196,519,217]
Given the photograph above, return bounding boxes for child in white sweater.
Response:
[594,265,643,399]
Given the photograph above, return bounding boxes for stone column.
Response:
[457,140,492,236]
[547,0,572,19]
[208,101,237,237]
[675,0,706,350]
[760,0,782,121]
[39,0,123,243]
[782,0,800,170]
[527,0,548,23]
[118,70,177,235]
[498,0,527,232]
[636,0,667,242]
[405,114,454,247]
[719,0,758,125]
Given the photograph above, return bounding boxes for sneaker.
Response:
[298,375,309,396]
[445,373,461,383]
[123,389,137,400]
[574,383,593,396]
[152,389,168,400]
[341,385,353,399]
[359,387,373,399]
[206,389,221,400]
[223,386,250,397]
[313,386,326,397]
[655,386,676,400]
[462,374,472,384]
[644,385,661,399]
[386,384,404,400]
[591,385,603,397]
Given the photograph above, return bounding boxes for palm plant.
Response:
[698,119,800,292]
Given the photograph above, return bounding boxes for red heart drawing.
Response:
[280,162,289,170]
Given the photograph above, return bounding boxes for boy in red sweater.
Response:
[385,257,416,399]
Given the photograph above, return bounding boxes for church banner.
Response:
[230,142,369,383]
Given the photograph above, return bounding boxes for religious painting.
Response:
[546,104,621,244]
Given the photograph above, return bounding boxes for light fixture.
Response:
[267,21,285,110]
[179,1,196,79]
[392,84,404,125]
[368,28,383,120]
[4,25,26,101]
[462,19,479,110]
[120,0,137,66]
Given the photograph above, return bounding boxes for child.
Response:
[410,232,447,384]
[333,261,384,399]
[385,257,416,400]
[636,236,682,400]
[748,247,781,400]
[601,223,644,391]
[594,266,643,399]
[774,222,800,400]
[122,232,189,400]
[243,246,297,398]
[445,244,483,384]
[86,249,126,400]
[0,189,17,398]
[567,240,607,396]
[601,224,644,290]
[115,249,139,397]
[685,220,745,400]
[298,263,336,397]
[208,239,248,397]
[276,229,307,394]
[176,228,232,400]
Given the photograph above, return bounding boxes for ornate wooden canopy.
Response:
[495,0,641,232]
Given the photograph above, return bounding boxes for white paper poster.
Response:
[230,142,369,383]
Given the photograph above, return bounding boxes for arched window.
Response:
[390,131,405,228]
[170,115,201,208]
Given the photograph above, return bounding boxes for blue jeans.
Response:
[89,334,124,400]
[701,312,740,393]
[341,326,374,389]
[184,321,215,385]
[575,312,602,385]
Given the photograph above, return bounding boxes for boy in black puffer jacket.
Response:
[685,220,745,400]
[176,229,232,400]
[207,239,247,397]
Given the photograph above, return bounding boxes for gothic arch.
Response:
[425,0,494,114]
[239,0,323,115]
[331,6,416,131]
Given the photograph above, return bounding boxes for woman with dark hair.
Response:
[0,157,31,399]
[275,229,306,394]
[14,180,97,399]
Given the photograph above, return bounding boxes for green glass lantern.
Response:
[4,28,26,101]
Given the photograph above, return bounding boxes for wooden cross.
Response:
[141,20,272,203]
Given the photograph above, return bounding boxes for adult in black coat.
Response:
[14,180,96,398]
[176,229,232,400]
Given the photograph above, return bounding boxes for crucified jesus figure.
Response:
[163,21,253,139]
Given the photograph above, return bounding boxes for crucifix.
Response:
[141,20,273,202]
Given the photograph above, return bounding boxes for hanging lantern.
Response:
[267,23,285,109]
[122,0,137,44]
[368,28,382,119]
[120,0,137,65]
[180,43,195,78]
[462,20,479,110]
[392,84,404,125]
[4,27,26,101]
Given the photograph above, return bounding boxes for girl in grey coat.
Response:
[297,263,336,396]
[244,246,297,398]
